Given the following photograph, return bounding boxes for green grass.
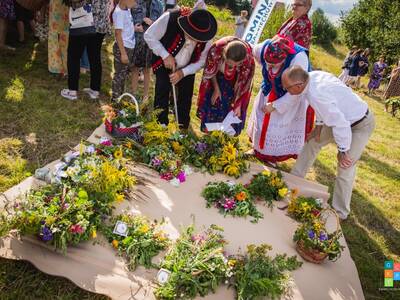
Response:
[1,9,400,300]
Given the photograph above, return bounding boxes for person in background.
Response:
[48,0,69,75]
[34,2,49,42]
[234,10,248,38]
[346,48,363,88]
[383,59,400,107]
[130,0,163,102]
[0,0,15,51]
[61,0,112,100]
[282,66,375,220]
[144,8,217,129]
[368,56,387,95]
[277,0,312,49]
[246,35,311,165]
[338,45,357,83]
[112,0,142,101]
[15,1,37,43]
[197,37,255,135]
[356,48,370,89]
[193,0,206,10]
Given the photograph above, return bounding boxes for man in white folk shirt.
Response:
[144,8,217,129]
[279,66,375,220]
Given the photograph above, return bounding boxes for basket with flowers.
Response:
[154,224,232,300]
[228,244,302,300]
[101,214,170,270]
[287,189,324,222]
[293,208,345,264]
[201,181,263,223]
[102,93,143,140]
[186,131,248,178]
[0,185,100,253]
[246,170,288,207]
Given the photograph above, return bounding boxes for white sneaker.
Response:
[83,88,99,99]
[61,89,77,100]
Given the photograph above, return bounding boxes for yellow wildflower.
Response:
[262,169,271,177]
[278,188,288,198]
[228,259,236,267]
[208,155,218,165]
[224,163,240,177]
[45,216,56,225]
[115,193,125,203]
[114,148,123,159]
[139,224,150,234]
[171,141,183,154]
[92,230,97,239]
[112,239,119,249]
[125,141,132,149]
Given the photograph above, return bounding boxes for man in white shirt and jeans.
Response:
[144,9,217,129]
[280,66,375,220]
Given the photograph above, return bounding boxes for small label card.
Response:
[113,221,128,237]
[156,268,171,285]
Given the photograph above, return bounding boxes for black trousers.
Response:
[67,33,105,91]
[154,67,195,129]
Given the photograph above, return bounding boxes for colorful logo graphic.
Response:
[384,260,400,287]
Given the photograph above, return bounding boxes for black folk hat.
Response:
[177,9,218,42]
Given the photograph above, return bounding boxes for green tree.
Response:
[259,4,290,41]
[311,8,337,46]
[340,0,400,64]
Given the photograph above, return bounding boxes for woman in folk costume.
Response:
[197,37,255,135]
[247,35,312,164]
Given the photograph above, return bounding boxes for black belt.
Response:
[351,109,369,127]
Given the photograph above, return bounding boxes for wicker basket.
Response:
[104,93,142,139]
[295,208,340,264]
[16,0,47,11]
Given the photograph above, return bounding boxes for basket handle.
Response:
[117,93,140,116]
[317,208,341,247]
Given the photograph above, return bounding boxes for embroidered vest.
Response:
[260,40,309,98]
[152,9,206,72]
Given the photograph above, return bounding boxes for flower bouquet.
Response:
[185,131,248,178]
[101,214,169,270]
[102,93,143,140]
[1,185,99,253]
[53,147,135,214]
[246,170,288,207]
[287,190,324,222]
[154,224,231,300]
[228,244,302,300]
[201,181,263,223]
[293,209,345,263]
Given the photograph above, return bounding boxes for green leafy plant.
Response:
[101,214,169,270]
[154,224,231,300]
[229,244,302,300]
[246,170,288,206]
[201,181,263,223]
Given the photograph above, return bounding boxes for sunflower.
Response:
[235,191,247,201]
[114,148,123,159]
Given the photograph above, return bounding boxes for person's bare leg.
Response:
[131,66,139,96]
[17,20,25,42]
[143,68,151,101]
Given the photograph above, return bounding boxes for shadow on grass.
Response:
[312,159,400,300]
[317,42,346,61]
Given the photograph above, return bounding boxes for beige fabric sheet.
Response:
[0,125,364,300]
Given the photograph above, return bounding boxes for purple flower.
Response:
[41,225,53,242]
[62,202,70,210]
[319,232,328,241]
[223,198,236,211]
[177,171,186,183]
[195,142,207,154]
[191,234,206,243]
[151,157,162,167]
[308,230,315,239]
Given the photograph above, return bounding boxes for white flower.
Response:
[225,280,229,284]
[119,109,127,117]
[315,198,323,206]
[86,144,95,154]
[169,178,180,187]
[226,180,236,187]
[183,165,193,175]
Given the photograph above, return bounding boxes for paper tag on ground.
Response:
[156,268,171,284]
[113,221,128,237]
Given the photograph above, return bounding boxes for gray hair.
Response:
[285,65,310,83]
